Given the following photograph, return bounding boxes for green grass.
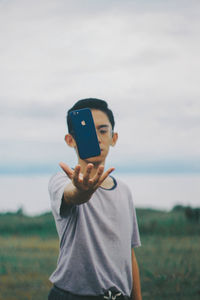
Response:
[0,211,57,237]
[136,208,200,236]
[0,208,200,299]
[0,236,58,300]
[0,235,199,300]
[135,236,200,300]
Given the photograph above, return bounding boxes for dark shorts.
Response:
[48,285,131,300]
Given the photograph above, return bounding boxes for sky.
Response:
[0,0,200,175]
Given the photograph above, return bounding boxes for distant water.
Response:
[0,173,199,215]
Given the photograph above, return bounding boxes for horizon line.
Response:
[0,159,200,175]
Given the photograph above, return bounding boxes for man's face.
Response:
[84,109,117,164]
[65,108,118,165]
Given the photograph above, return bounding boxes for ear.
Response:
[111,132,118,147]
[65,134,76,148]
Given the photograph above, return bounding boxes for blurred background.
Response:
[0,1,200,300]
[0,0,199,215]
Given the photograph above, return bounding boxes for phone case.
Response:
[69,108,101,159]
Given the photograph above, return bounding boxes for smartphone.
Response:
[69,108,101,159]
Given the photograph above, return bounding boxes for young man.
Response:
[48,98,142,300]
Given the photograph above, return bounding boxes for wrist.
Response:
[67,185,94,205]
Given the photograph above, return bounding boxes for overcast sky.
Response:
[0,0,200,174]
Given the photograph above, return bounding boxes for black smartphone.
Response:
[69,108,101,159]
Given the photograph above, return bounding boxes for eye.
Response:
[99,129,108,134]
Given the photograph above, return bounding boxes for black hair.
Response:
[67,98,115,135]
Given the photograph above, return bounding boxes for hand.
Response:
[59,162,115,193]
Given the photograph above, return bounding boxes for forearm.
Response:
[131,249,142,300]
[63,182,93,205]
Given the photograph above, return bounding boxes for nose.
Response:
[96,130,102,144]
[97,133,101,144]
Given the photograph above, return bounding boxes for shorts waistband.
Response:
[52,285,130,300]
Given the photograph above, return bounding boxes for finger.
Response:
[73,165,81,184]
[99,167,115,184]
[59,162,74,179]
[90,165,104,186]
[83,164,94,185]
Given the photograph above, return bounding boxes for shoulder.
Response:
[114,177,132,194]
[114,176,136,207]
[49,170,68,183]
[48,171,69,193]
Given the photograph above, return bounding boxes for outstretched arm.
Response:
[59,162,115,205]
[131,249,142,300]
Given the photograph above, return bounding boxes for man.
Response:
[48,98,142,300]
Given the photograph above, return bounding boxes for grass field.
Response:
[0,236,58,300]
[135,236,200,300]
[0,208,200,300]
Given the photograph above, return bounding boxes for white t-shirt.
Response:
[48,171,141,297]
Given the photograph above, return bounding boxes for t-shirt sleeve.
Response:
[48,171,72,218]
[131,204,141,248]
[127,188,141,248]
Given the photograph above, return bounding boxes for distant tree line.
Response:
[173,205,200,223]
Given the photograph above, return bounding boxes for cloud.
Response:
[0,0,200,173]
